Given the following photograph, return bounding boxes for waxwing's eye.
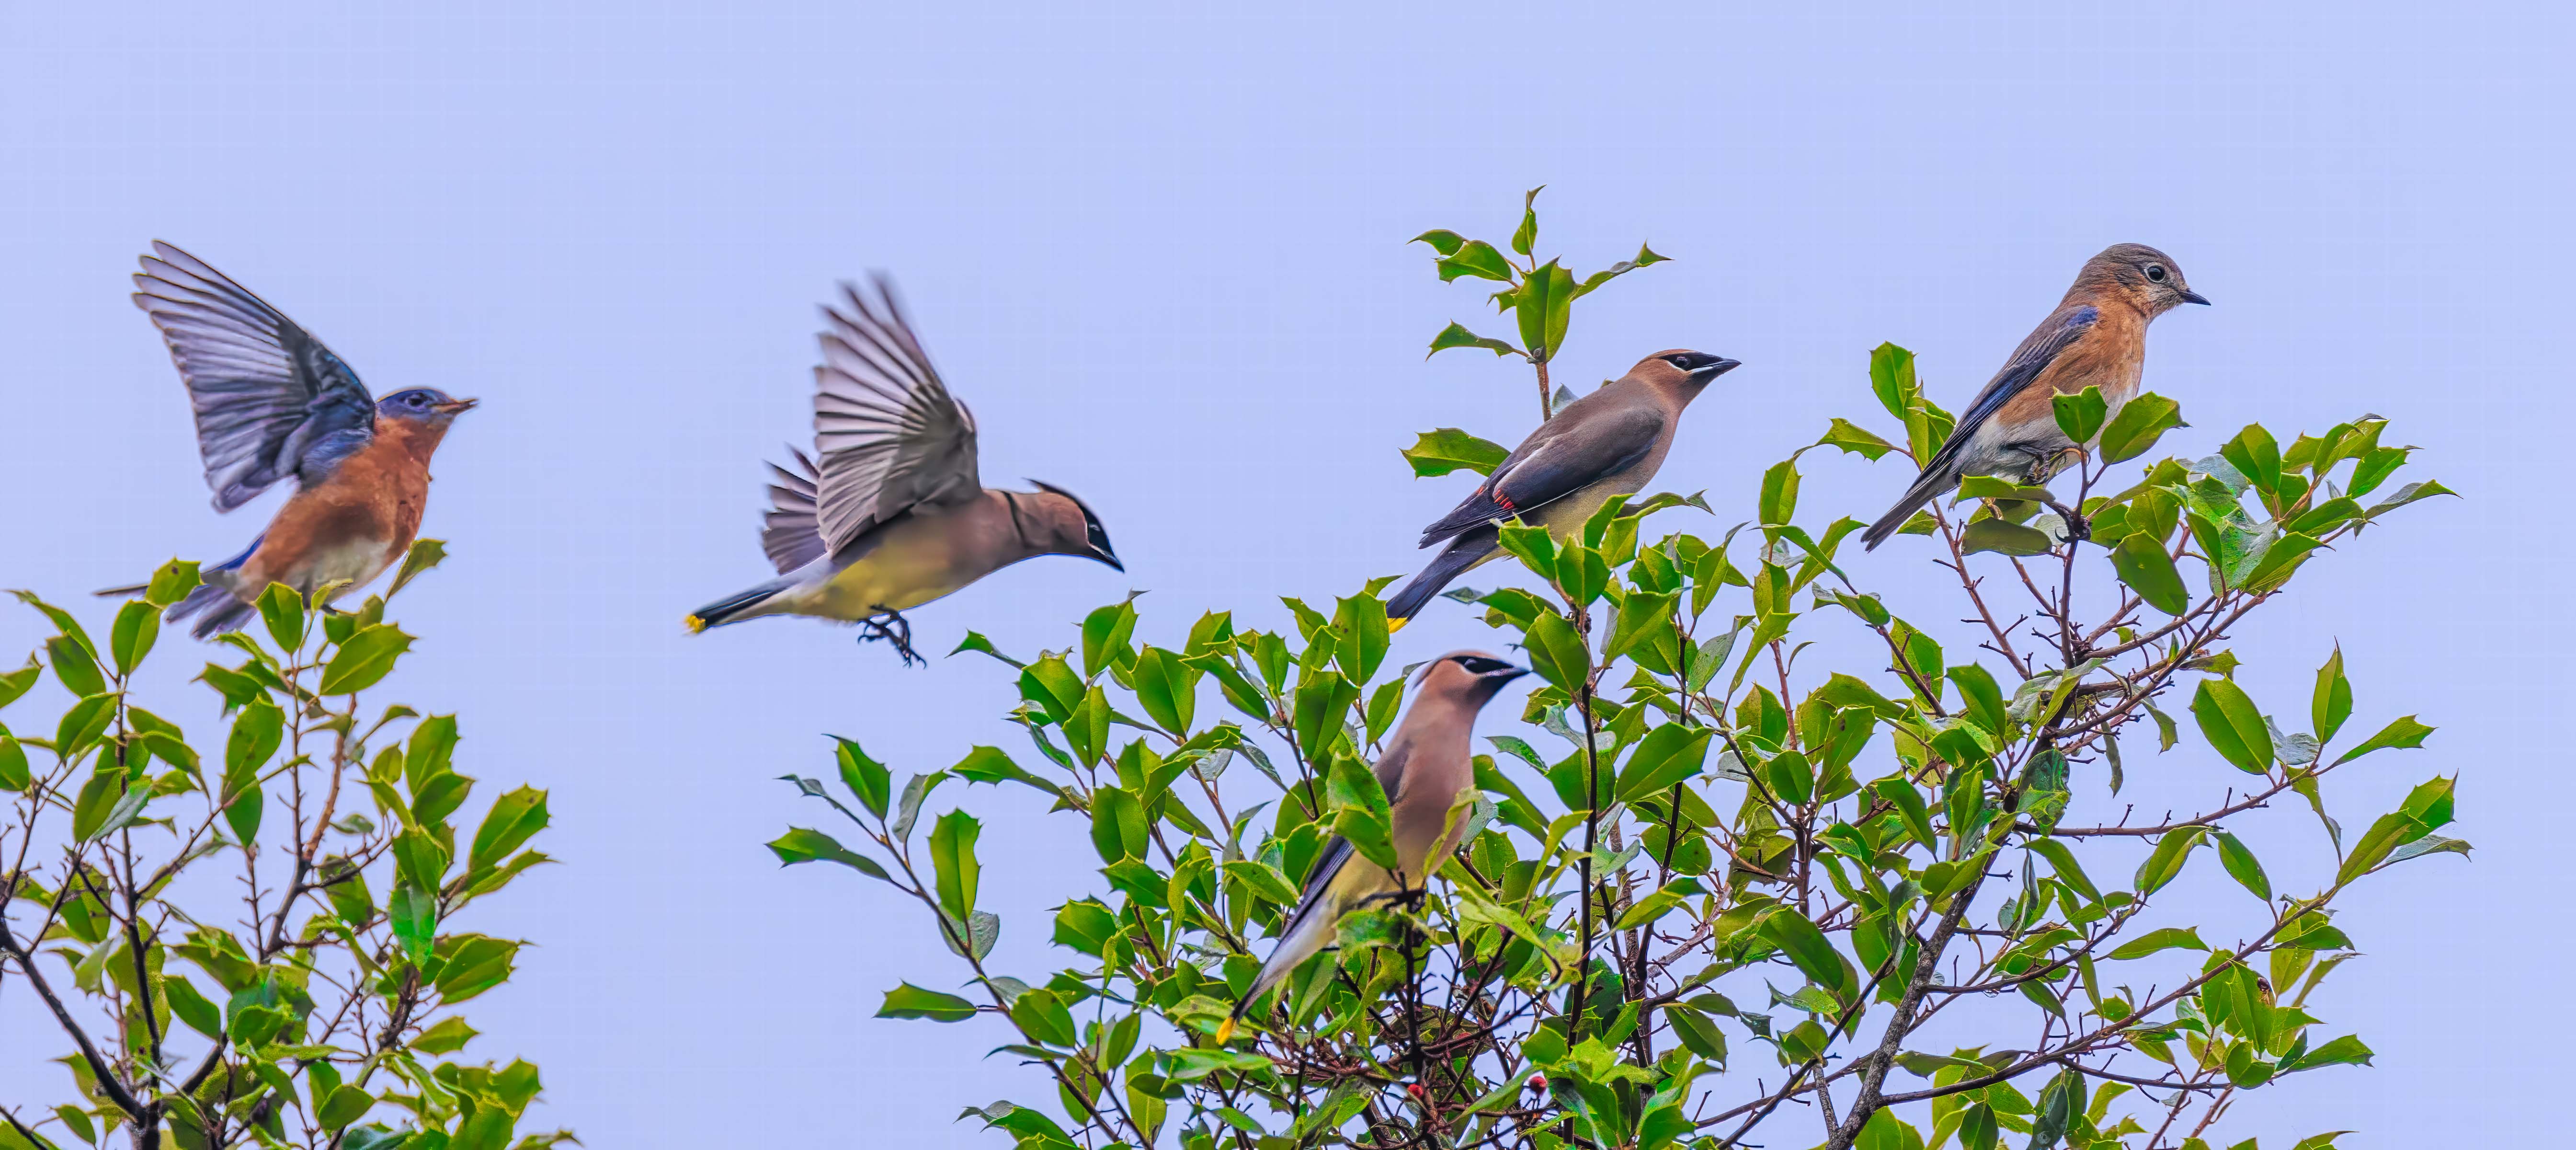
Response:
[2145,264,2169,283]
[1455,656,1514,675]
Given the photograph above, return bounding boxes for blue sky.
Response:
[2,3,2567,1144]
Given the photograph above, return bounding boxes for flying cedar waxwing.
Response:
[1859,243,2207,550]
[1217,652,1529,1043]
[1384,350,1740,628]
[685,276,1122,664]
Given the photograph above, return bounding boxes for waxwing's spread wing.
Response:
[810,276,982,553]
[131,242,377,511]
[761,446,830,575]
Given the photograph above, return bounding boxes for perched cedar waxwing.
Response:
[1860,244,2207,550]
[1384,350,1740,627]
[684,276,1121,663]
[99,242,477,637]
[1218,652,1528,1043]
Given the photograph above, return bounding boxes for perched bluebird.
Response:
[100,243,476,636]
[1384,350,1739,628]
[1217,651,1528,1043]
[684,276,1122,665]
[1860,243,2207,550]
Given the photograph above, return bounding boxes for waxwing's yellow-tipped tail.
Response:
[1386,615,1411,634]
[684,614,708,635]
[1214,1014,1241,1044]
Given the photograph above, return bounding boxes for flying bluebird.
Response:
[684,276,1122,665]
[1384,350,1739,628]
[1217,651,1528,1043]
[101,243,476,637]
[1860,243,2207,550]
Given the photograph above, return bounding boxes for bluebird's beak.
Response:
[433,397,480,415]
[2177,289,2211,306]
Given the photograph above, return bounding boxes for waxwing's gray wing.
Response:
[759,446,830,574]
[1417,398,1665,547]
[130,242,377,512]
[810,275,982,553]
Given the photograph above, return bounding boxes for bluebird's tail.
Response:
[685,581,789,634]
[1860,464,1960,552]
[1384,530,1498,630]
[167,584,256,639]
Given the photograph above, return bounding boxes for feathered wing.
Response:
[809,275,982,553]
[1860,305,2101,549]
[130,242,376,511]
[1417,403,1664,548]
[760,447,831,574]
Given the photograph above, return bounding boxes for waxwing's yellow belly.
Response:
[769,513,987,621]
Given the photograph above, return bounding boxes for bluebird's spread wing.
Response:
[808,276,982,553]
[131,242,376,512]
[1417,404,1664,547]
[760,446,831,574]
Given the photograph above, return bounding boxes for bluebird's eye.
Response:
[2144,264,2168,283]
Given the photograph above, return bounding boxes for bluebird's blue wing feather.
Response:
[1945,305,2100,447]
[1859,305,2100,550]
[131,242,376,512]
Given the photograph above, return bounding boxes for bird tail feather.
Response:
[1385,534,1495,623]
[686,582,787,634]
[166,584,256,639]
[1860,465,1958,551]
[1220,877,1348,1043]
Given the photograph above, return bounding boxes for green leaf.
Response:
[1524,612,1591,692]
[1617,724,1712,802]
[1132,646,1199,736]
[468,787,549,875]
[2109,534,2188,615]
[2104,926,2208,960]
[1425,323,1522,360]
[948,630,1024,667]
[258,583,306,651]
[930,810,981,921]
[1665,1004,1728,1065]
[1088,785,1148,862]
[2215,831,2272,901]
[877,982,979,1022]
[1009,987,1079,1047]
[410,1015,479,1055]
[2313,645,2352,742]
[1402,427,1513,478]
[46,634,104,699]
[1818,417,1898,461]
[2027,1070,2080,1150]
[1760,908,1854,1001]
[319,624,414,694]
[110,600,160,676]
[142,559,202,608]
[1514,259,1577,361]
[2282,1034,2374,1072]
[2028,838,2101,905]
[164,975,224,1038]
[1511,185,1541,255]
[0,658,38,712]
[834,736,891,817]
[431,934,520,1003]
[2052,387,2109,445]
[767,828,890,881]
[2329,715,2433,766]
[2191,678,2273,773]
[389,884,437,962]
[0,735,25,792]
[1332,596,1390,683]
[1759,459,1800,526]
[1326,752,1397,870]
[2099,393,2187,463]
[389,539,448,598]
[1411,229,1467,256]
[2134,826,2207,895]
[1960,518,2054,556]
[1436,239,1515,283]
[318,1084,375,1130]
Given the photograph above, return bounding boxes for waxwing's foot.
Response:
[859,607,923,667]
